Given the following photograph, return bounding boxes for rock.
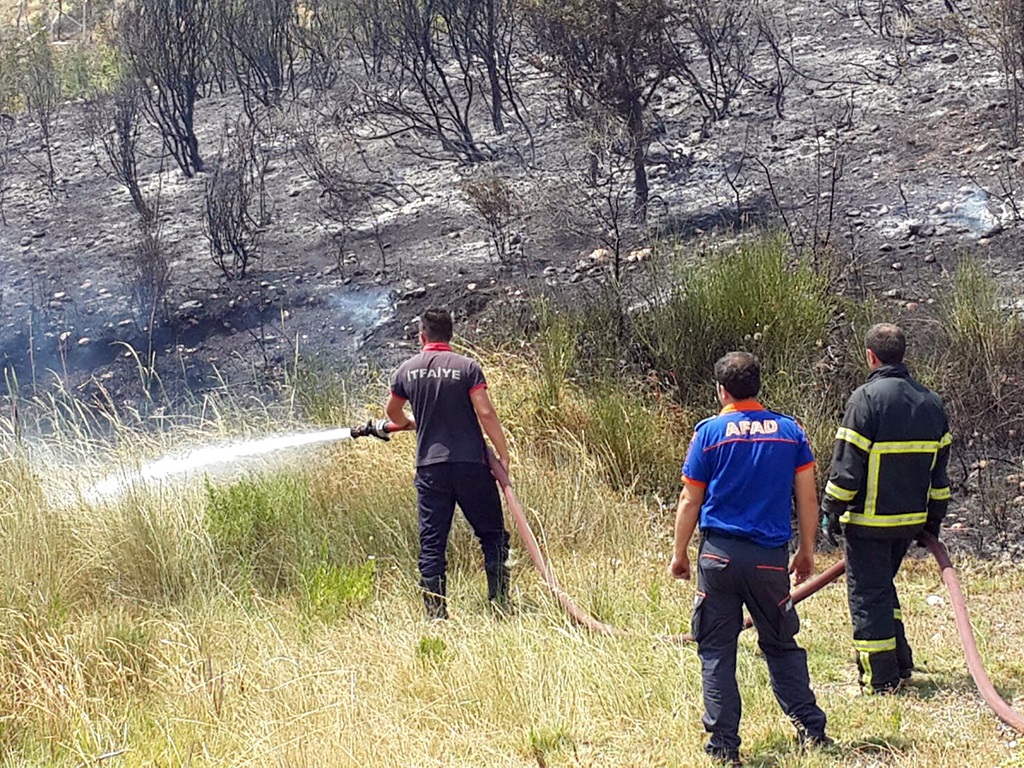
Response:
[926,595,944,607]
[937,201,953,214]
[179,300,203,312]
[467,283,477,291]
[884,288,902,299]
[924,254,936,263]
[627,247,652,263]
[53,292,67,300]
[892,262,904,271]
[19,236,31,247]
[880,243,894,252]
[941,52,959,64]
[77,337,90,346]
[402,286,427,299]
[588,248,613,264]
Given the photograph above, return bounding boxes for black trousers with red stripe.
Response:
[691,532,827,753]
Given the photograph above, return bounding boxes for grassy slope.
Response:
[2,382,1023,768]
[2,238,1023,765]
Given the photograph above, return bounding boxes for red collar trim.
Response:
[422,342,452,352]
[720,399,766,414]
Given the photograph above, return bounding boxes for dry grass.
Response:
[0,337,1019,768]
[0,352,1023,767]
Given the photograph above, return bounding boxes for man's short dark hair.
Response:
[419,307,454,343]
[865,323,906,365]
[714,351,761,400]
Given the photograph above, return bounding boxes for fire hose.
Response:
[353,421,1024,733]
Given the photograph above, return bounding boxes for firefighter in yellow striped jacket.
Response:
[821,323,952,694]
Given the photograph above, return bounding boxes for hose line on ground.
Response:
[921,532,1024,733]
[487,452,1024,733]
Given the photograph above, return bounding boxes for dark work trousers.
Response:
[844,534,913,691]
[691,533,827,754]
[415,462,510,579]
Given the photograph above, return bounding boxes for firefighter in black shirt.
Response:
[821,323,952,693]
[385,308,511,620]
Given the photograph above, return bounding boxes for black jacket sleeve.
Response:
[925,416,952,536]
[822,388,874,516]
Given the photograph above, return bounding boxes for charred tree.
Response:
[524,0,681,221]
[118,0,213,177]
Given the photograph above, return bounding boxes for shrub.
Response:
[415,635,449,666]
[510,308,690,497]
[462,175,521,265]
[204,474,317,593]
[931,256,1024,445]
[632,234,833,397]
[300,560,376,623]
[204,117,272,279]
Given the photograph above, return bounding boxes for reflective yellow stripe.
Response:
[940,432,952,448]
[893,608,903,621]
[854,637,897,653]
[929,487,951,501]
[873,440,943,453]
[859,651,872,687]
[836,427,872,452]
[825,481,857,502]
[863,447,882,517]
[856,439,945,521]
[842,511,927,527]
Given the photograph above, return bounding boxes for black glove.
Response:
[916,519,941,546]
[824,509,843,548]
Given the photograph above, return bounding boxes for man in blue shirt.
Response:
[670,352,829,765]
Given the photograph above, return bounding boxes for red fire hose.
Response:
[485,450,1024,733]
[487,450,621,636]
[921,532,1024,733]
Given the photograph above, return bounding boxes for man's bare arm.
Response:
[385,394,415,431]
[670,481,705,580]
[791,467,818,584]
[470,387,509,468]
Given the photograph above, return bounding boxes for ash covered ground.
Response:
[0,1,1022,524]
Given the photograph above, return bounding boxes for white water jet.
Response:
[81,427,352,504]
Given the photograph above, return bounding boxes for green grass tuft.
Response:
[300,559,376,623]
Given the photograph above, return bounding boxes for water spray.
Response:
[79,419,413,505]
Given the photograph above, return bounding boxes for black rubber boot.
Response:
[895,618,914,679]
[420,575,448,620]
[485,563,509,606]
